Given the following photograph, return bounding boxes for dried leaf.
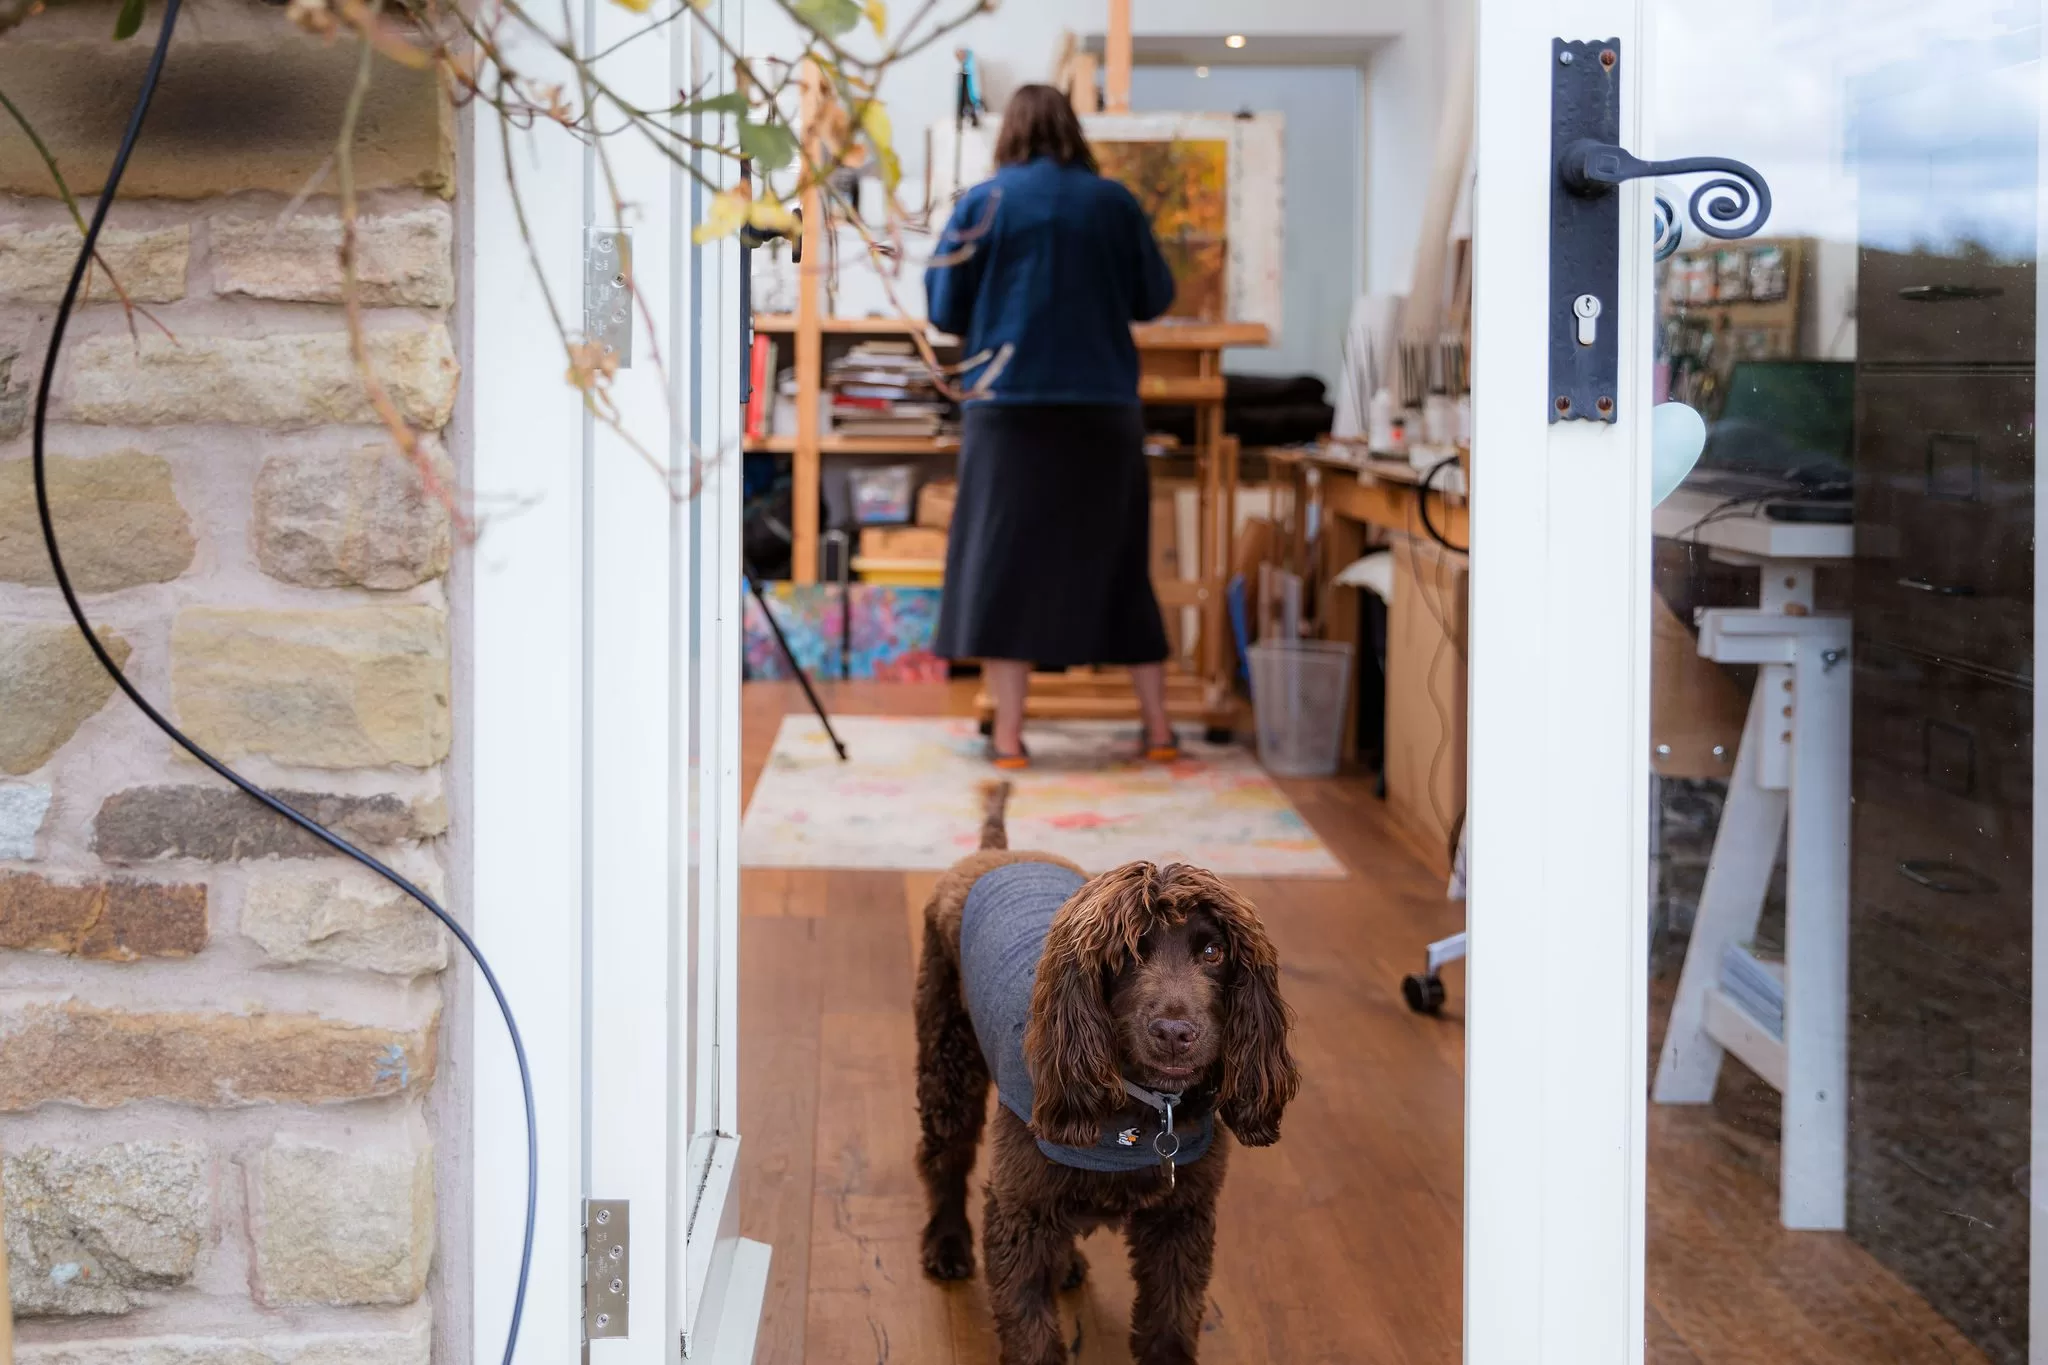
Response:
[863,0,885,33]
[693,189,749,244]
[747,199,797,234]
[860,100,899,192]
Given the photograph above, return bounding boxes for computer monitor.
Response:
[1695,360,1856,489]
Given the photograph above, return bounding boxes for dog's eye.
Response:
[1199,941,1225,966]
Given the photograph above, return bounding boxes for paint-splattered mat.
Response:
[740,716,1346,878]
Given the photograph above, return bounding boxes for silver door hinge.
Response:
[583,228,634,368]
[583,1199,630,1341]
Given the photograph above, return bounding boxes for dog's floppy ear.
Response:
[1168,867,1299,1146]
[1025,863,1155,1147]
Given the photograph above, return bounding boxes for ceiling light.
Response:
[1224,33,1247,49]
[1195,65,1211,77]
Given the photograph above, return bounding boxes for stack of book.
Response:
[828,340,952,440]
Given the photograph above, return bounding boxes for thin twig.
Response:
[0,83,174,343]
[336,6,473,537]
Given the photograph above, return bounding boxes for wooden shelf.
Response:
[753,314,1267,350]
[754,313,958,341]
[745,434,960,456]
[1138,375,1227,403]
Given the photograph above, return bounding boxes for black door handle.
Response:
[1549,39,1772,425]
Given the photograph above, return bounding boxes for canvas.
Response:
[741,583,946,683]
[926,112,1284,336]
[1093,138,1230,321]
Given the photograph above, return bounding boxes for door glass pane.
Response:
[1646,4,2037,1360]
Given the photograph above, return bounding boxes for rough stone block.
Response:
[0,350,27,443]
[13,1321,431,1365]
[94,785,444,864]
[211,208,453,308]
[0,452,196,591]
[0,225,188,304]
[0,0,450,202]
[0,1002,436,1110]
[0,783,51,859]
[171,606,450,769]
[249,1135,434,1307]
[242,867,447,977]
[253,443,452,590]
[0,623,131,776]
[0,872,207,960]
[65,327,459,431]
[4,1140,209,1316]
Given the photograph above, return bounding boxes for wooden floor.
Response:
[736,681,1988,1365]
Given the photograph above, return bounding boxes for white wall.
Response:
[744,0,1453,304]
[1129,65,1362,390]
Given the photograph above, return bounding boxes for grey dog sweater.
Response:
[959,861,1215,1171]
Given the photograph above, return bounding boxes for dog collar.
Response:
[1122,1080,1186,1190]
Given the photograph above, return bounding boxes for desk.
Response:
[1275,447,1469,871]
[1650,490,1854,1230]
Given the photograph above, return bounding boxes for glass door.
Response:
[1468,0,2040,1361]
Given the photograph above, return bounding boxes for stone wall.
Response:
[0,5,456,1362]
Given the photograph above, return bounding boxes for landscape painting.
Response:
[1092,138,1230,322]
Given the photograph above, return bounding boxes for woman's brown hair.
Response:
[993,83,1099,174]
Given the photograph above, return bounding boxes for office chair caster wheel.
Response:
[1402,973,1446,1015]
[1204,725,1233,745]
[978,718,993,736]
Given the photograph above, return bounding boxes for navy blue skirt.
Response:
[934,402,1170,669]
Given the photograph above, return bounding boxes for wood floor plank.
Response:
[738,913,826,1365]
[809,1011,955,1365]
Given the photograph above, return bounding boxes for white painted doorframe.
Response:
[466,1,757,1359]
[1465,0,1655,1361]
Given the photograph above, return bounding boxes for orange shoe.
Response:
[986,739,1031,771]
[1139,734,1182,764]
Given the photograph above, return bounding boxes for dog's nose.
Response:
[1148,1018,1199,1054]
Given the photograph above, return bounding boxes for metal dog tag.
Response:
[1154,1096,1180,1192]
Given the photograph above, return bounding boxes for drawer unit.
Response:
[1859,249,2036,367]
[1849,645,2032,1363]
[1853,371,2034,681]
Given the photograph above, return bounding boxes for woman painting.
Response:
[926,83,1180,770]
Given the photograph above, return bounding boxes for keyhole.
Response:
[1573,293,1602,346]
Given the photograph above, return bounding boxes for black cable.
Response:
[1417,454,1468,554]
[32,6,537,1361]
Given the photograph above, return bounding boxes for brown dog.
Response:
[913,781,1298,1365]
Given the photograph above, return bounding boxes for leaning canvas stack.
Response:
[827,340,954,439]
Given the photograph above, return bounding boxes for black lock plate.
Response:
[1550,38,1622,423]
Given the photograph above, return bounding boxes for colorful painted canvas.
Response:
[1093,138,1230,322]
[741,716,1346,878]
[741,583,946,683]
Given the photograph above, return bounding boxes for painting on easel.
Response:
[1092,138,1230,321]
[928,112,1283,335]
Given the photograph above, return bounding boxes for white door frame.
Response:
[465,1,758,1359]
[1465,0,1655,1361]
